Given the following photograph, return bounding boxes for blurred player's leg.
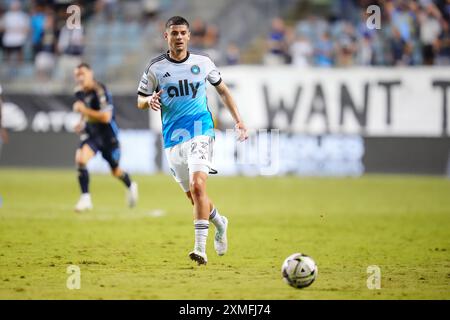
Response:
[103,145,138,208]
[111,167,138,208]
[74,143,96,212]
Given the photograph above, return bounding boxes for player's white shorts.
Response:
[165,135,216,192]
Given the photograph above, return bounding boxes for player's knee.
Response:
[76,152,89,167]
[111,167,121,177]
[190,178,205,198]
[76,157,87,167]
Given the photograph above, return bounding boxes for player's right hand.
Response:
[73,101,87,114]
[148,89,163,111]
[74,122,85,134]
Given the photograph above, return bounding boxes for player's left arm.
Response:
[73,85,113,123]
[214,81,248,141]
[73,101,112,123]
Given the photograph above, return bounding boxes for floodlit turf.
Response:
[0,169,449,300]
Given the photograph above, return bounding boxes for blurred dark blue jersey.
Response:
[74,81,119,144]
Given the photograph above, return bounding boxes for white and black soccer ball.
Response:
[281,253,318,289]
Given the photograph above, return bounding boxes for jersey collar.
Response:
[165,50,190,64]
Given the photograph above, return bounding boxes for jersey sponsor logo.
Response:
[167,80,200,99]
[163,72,171,78]
[191,65,200,75]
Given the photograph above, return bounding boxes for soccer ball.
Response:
[281,253,318,289]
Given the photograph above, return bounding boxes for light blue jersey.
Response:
[138,51,222,148]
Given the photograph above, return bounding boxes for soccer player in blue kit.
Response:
[137,16,248,265]
[73,63,138,212]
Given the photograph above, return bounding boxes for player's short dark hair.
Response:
[165,16,189,29]
[76,62,91,70]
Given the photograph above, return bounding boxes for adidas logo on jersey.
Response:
[167,80,200,99]
[163,72,171,78]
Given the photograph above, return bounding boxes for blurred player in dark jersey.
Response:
[72,63,138,212]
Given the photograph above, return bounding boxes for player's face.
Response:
[165,25,190,53]
[74,67,94,90]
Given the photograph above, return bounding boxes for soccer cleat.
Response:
[127,182,138,208]
[189,250,208,265]
[74,194,93,212]
[214,216,228,256]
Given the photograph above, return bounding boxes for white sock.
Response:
[194,220,209,253]
[209,207,225,232]
[81,193,91,200]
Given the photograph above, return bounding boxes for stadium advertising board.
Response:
[3,67,449,137]
[209,66,450,137]
[1,67,449,175]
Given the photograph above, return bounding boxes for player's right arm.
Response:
[73,101,112,123]
[137,66,162,111]
[137,90,163,111]
[73,84,113,124]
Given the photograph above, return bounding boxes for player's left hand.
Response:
[73,101,86,114]
[235,122,249,142]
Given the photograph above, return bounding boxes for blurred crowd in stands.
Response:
[1,0,449,85]
[0,0,88,80]
[0,0,242,83]
[187,17,241,66]
[265,0,450,67]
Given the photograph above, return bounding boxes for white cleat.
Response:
[74,194,93,212]
[127,182,138,208]
[189,250,208,265]
[214,216,228,256]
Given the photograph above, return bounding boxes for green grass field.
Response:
[0,169,449,300]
